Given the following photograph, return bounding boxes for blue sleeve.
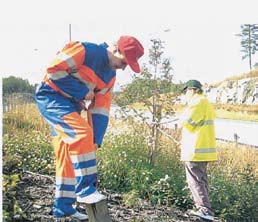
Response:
[92,114,109,146]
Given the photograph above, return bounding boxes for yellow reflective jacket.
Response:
[180,94,218,161]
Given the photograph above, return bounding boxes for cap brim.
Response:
[122,50,141,73]
[127,60,141,73]
[182,85,188,92]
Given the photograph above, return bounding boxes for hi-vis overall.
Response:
[35,41,115,217]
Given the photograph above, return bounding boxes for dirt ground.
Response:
[11,171,222,222]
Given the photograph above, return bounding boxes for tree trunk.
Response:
[149,91,156,165]
[248,25,252,70]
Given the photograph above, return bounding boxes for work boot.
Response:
[190,208,214,221]
[70,211,88,220]
[77,190,106,204]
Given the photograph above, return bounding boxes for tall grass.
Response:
[3,103,258,222]
[3,103,49,133]
[214,104,258,121]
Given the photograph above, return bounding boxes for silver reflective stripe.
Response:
[71,72,96,90]
[47,71,69,80]
[97,87,113,95]
[74,165,97,177]
[57,52,77,69]
[97,88,109,94]
[204,120,214,125]
[91,107,109,117]
[56,177,76,185]
[70,151,96,164]
[62,137,76,144]
[195,148,216,153]
[55,190,76,198]
[188,119,214,127]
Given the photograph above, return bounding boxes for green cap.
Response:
[183,79,202,91]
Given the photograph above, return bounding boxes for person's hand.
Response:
[85,90,94,100]
[94,143,99,150]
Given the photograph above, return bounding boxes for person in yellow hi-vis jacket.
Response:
[180,79,217,221]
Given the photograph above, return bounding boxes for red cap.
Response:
[117,36,144,73]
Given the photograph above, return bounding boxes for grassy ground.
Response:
[3,103,258,222]
[214,104,258,122]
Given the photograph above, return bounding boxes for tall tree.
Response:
[236,24,258,70]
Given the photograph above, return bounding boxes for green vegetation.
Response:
[114,77,183,107]
[3,76,36,96]
[214,104,258,122]
[235,24,258,70]
[3,103,258,222]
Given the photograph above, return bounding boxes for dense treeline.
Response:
[3,76,36,96]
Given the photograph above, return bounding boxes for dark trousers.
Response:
[185,161,214,215]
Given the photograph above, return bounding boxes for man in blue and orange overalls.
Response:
[35,36,144,220]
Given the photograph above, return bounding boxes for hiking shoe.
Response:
[77,191,106,204]
[70,211,88,220]
[190,209,214,221]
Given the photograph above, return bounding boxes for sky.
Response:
[1,0,258,91]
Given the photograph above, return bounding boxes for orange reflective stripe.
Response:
[71,72,96,90]
[62,42,85,69]
[79,65,116,90]
[47,42,85,74]
[94,91,112,111]
[47,58,70,73]
[78,65,98,86]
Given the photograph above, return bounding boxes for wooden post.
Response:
[234,133,239,148]
[85,199,112,222]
